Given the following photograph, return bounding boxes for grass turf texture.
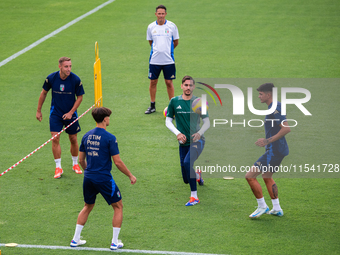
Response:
[0,0,339,254]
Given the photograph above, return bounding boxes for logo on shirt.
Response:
[165,28,169,34]
[153,30,157,34]
[60,84,65,91]
[117,191,121,198]
[176,105,182,109]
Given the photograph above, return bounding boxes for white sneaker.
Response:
[249,206,269,218]
[267,209,284,216]
[110,240,124,250]
[70,239,86,247]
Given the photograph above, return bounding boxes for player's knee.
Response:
[165,80,173,88]
[183,161,191,172]
[69,134,78,144]
[112,200,123,211]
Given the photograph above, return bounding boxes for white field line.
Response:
[0,0,115,67]
[0,243,228,255]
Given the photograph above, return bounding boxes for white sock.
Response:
[112,227,121,244]
[55,158,61,168]
[256,197,267,208]
[72,156,78,166]
[271,198,282,211]
[72,224,84,242]
[191,191,198,199]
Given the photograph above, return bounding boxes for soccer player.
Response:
[36,57,84,179]
[245,83,291,218]
[165,76,210,206]
[70,107,137,250]
[145,5,179,114]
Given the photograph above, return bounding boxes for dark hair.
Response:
[257,83,274,92]
[156,5,166,12]
[92,107,112,123]
[182,75,195,85]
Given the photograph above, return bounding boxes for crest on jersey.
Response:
[165,28,169,34]
[60,84,65,91]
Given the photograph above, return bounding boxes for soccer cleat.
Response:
[267,209,284,216]
[145,106,156,114]
[72,164,82,174]
[54,167,63,179]
[70,239,86,247]
[196,169,204,186]
[110,240,124,250]
[249,206,269,218]
[185,197,200,206]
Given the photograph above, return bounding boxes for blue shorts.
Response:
[148,64,176,80]
[254,150,285,173]
[83,177,122,205]
[49,113,81,135]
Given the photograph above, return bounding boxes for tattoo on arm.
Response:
[272,183,278,199]
[266,137,273,144]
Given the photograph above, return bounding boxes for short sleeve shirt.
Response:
[80,127,119,183]
[43,71,85,117]
[265,102,289,156]
[147,20,179,65]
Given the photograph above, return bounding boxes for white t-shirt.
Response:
[147,20,179,65]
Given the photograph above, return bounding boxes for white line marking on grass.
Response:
[0,243,227,255]
[0,0,115,67]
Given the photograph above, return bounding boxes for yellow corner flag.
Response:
[94,41,103,107]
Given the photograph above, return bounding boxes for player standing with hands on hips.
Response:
[245,83,291,218]
[145,5,179,114]
[36,57,84,179]
[70,107,137,250]
[166,76,210,206]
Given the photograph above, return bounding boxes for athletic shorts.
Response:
[254,150,285,173]
[49,113,81,135]
[148,64,176,80]
[83,177,122,205]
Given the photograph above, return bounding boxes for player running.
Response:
[165,76,210,206]
[245,83,291,218]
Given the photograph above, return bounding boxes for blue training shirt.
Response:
[80,127,120,183]
[43,71,85,117]
[264,102,289,156]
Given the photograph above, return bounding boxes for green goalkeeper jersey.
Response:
[167,95,209,146]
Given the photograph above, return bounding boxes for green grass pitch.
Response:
[0,0,339,254]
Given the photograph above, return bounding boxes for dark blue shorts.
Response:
[148,64,176,80]
[49,113,81,135]
[83,177,122,205]
[254,150,285,173]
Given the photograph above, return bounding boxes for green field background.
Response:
[0,0,339,254]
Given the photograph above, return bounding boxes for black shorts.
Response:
[83,177,122,205]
